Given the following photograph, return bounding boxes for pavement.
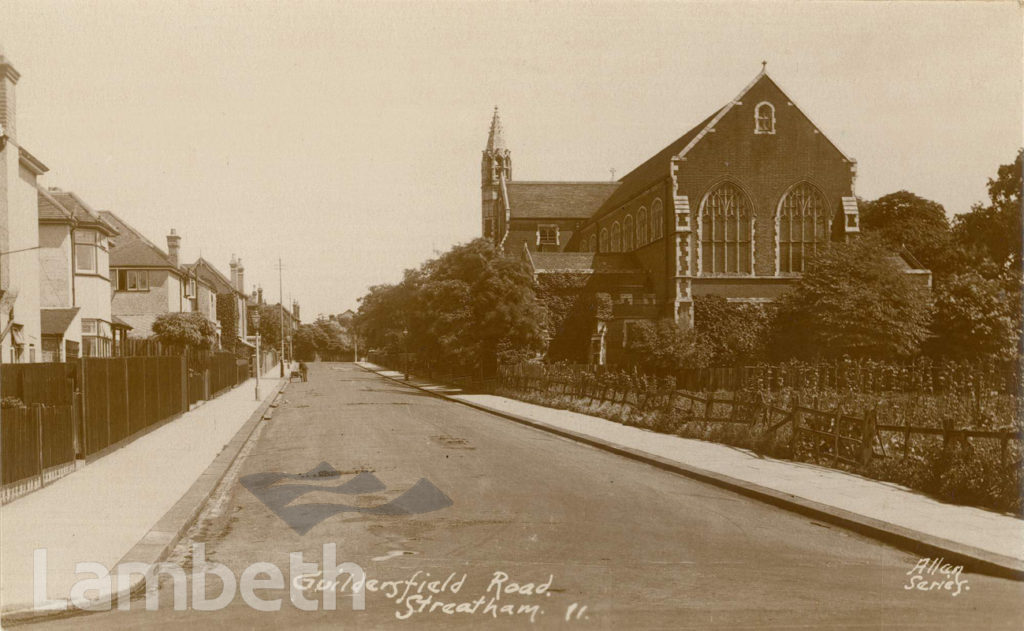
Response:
[18,362,1024,629]
[0,362,286,621]
[357,362,1024,578]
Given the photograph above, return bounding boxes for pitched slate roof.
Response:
[37,188,73,222]
[506,181,620,219]
[590,71,855,223]
[99,210,180,269]
[591,108,723,220]
[184,258,234,293]
[528,251,642,273]
[43,188,118,235]
[40,307,80,336]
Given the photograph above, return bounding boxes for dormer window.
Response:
[755,102,775,134]
[537,224,559,246]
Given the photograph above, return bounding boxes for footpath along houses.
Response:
[0,49,301,501]
[1,51,298,366]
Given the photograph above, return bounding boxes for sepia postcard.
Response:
[0,1,1021,629]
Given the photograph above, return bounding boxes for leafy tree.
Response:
[692,295,773,364]
[625,319,713,375]
[771,235,933,359]
[254,303,296,350]
[354,239,545,374]
[152,312,218,351]
[926,271,1021,361]
[293,317,352,361]
[860,191,953,276]
[952,150,1022,275]
[354,272,421,353]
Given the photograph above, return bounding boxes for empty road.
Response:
[24,363,1024,629]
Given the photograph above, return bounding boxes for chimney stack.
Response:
[292,300,300,322]
[0,49,21,143]
[257,285,263,305]
[236,257,246,294]
[229,254,238,289]
[166,228,181,267]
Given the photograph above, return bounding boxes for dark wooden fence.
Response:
[1,362,77,406]
[81,356,187,456]
[1,403,77,500]
[1,347,262,503]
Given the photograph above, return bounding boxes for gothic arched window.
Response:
[778,182,829,274]
[651,199,664,241]
[590,234,597,253]
[700,182,753,275]
[637,207,648,245]
[623,215,634,251]
[755,102,775,134]
[599,228,609,253]
[611,221,622,252]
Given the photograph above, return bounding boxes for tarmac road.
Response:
[23,363,1024,629]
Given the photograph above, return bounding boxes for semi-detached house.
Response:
[37,187,124,360]
[98,211,215,339]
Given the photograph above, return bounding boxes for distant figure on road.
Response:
[299,361,308,382]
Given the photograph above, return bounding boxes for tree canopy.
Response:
[772,235,933,359]
[952,150,1022,275]
[692,295,773,364]
[354,239,545,373]
[927,272,1021,362]
[625,319,712,375]
[860,191,953,276]
[152,312,218,350]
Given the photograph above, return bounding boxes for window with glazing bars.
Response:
[778,182,828,273]
[700,183,752,274]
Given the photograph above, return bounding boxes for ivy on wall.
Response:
[535,272,612,363]
[216,293,238,353]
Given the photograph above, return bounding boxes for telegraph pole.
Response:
[278,257,285,377]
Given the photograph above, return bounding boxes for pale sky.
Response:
[3,1,1021,319]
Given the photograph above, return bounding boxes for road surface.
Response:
[23,363,1024,629]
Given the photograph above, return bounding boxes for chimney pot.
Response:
[166,229,181,267]
[236,257,246,293]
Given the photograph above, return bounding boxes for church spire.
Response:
[486,106,506,152]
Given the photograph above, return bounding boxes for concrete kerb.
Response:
[0,378,289,626]
[357,364,1024,581]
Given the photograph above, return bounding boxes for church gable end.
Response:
[676,72,856,278]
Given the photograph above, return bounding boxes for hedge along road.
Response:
[27,363,1024,630]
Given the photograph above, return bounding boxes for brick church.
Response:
[481,67,929,363]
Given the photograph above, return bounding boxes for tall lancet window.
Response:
[611,222,622,252]
[651,199,664,240]
[700,182,753,275]
[637,207,648,245]
[599,228,609,253]
[622,215,634,251]
[778,182,829,274]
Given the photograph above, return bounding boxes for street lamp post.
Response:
[251,307,261,400]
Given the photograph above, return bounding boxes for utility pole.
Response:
[278,257,285,377]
